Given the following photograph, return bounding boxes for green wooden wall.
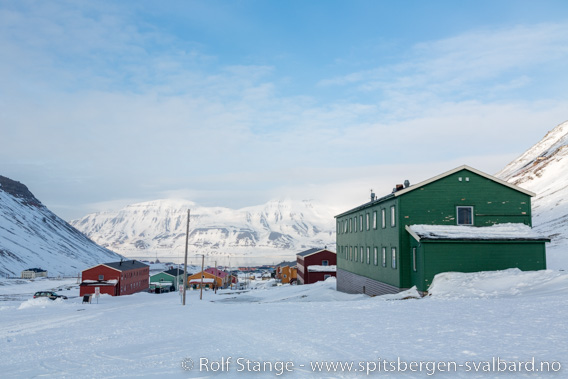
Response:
[336,168,537,291]
[410,239,547,292]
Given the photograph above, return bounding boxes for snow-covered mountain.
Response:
[0,175,122,277]
[497,120,568,269]
[71,199,338,265]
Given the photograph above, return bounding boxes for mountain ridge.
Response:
[71,198,338,265]
[0,175,122,277]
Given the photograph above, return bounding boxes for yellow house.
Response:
[280,266,297,284]
[186,271,223,289]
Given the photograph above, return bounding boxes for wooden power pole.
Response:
[182,209,190,306]
[200,254,205,300]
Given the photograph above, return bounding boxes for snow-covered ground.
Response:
[1,271,567,378]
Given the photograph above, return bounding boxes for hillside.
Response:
[71,199,338,265]
[497,120,568,269]
[0,176,122,277]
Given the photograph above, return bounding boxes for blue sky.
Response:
[1,0,568,220]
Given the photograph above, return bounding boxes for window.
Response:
[366,213,370,230]
[349,246,352,260]
[359,215,363,231]
[354,246,357,262]
[412,247,417,272]
[98,274,104,280]
[337,221,340,234]
[354,216,357,232]
[382,247,387,267]
[381,209,386,228]
[391,248,397,269]
[457,206,474,225]
[360,247,364,263]
[343,220,347,233]
[374,247,378,265]
[349,218,352,232]
[373,211,377,229]
[366,247,370,264]
[324,274,331,280]
[391,206,396,227]
[322,260,329,266]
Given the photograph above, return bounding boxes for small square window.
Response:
[457,206,474,225]
[98,274,104,281]
[322,260,329,266]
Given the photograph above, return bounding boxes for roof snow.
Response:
[307,265,337,272]
[407,223,550,241]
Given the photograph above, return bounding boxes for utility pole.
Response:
[199,254,205,300]
[182,209,190,306]
[214,260,218,294]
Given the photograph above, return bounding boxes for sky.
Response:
[1,0,568,221]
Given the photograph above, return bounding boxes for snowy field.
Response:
[1,270,567,378]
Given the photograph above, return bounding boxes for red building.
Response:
[80,260,149,296]
[296,248,337,284]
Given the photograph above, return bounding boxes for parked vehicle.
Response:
[33,291,68,300]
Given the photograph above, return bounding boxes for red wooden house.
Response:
[296,248,337,284]
[80,260,149,296]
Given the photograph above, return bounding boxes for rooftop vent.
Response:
[404,180,410,188]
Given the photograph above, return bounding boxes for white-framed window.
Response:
[373,211,377,229]
[391,247,397,269]
[457,206,474,225]
[98,274,104,280]
[366,247,370,264]
[359,215,363,231]
[360,247,364,263]
[381,209,386,228]
[366,213,370,230]
[322,260,329,266]
[373,247,378,265]
[391,206,396,227]
[412,247,417,272]
[382,247,387,267]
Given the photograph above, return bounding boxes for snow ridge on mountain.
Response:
[0,176,122,277]
[71,199,338,264]
[497,120,568,259]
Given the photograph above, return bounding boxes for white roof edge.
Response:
[296,249,336,258]
[393,165,536,198]
[82,263,122,273]
[405,225,422,242]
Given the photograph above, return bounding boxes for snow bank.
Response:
[428,268,568,298]
[373,286,422,300]
[18,297,66,309]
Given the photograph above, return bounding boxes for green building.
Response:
[149,268,189,293]
[335,165,550,295]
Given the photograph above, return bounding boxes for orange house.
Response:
[279,266,297,284]
[186,271,224,289]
